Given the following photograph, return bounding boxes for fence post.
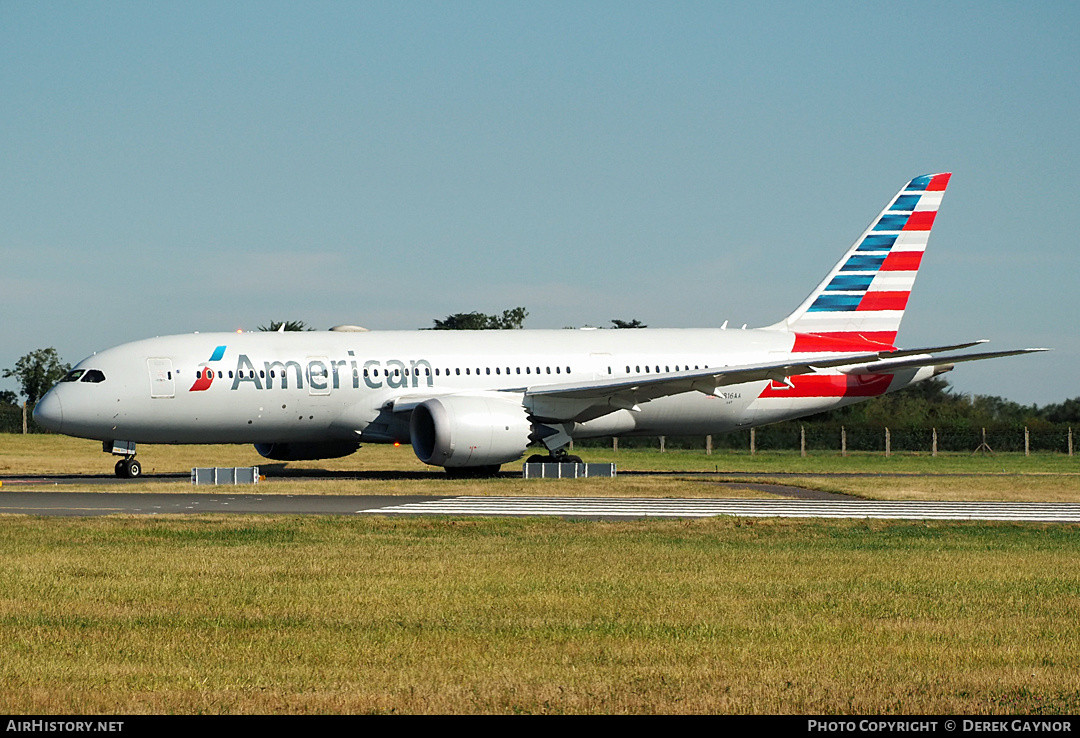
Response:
[1025,426,1030,457]
[22,402,27,435]
[800,425,806,458]
[841,426,847,457]
[1070,427,1074,457]
[885,427,891,458]
[932,427,938,457]
[706,435,712,456]
[613,437,618,453]
[659,435,666,453]
[750,428,756,456]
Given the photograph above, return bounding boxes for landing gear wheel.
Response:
[115,458,141,479]
[551,450,583,464]
[526,454,551,464]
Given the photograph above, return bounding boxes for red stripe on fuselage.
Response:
[758,373,893,398]
[791,332,897,352]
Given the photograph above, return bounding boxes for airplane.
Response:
[34,173,1045,478]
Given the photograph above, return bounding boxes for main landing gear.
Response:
[525,449,583,465]
[114,457,142,479]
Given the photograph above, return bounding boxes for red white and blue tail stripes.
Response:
[772,173,951,352]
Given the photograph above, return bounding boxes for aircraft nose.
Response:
[33,390,63,433]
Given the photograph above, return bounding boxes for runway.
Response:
[2,490,1080,522]
[363,496,1080,522]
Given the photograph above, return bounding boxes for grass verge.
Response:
[2,514,1079,714]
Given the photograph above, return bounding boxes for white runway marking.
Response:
[361,496,1080,523]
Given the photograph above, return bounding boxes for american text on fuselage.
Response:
[228,353,435,392]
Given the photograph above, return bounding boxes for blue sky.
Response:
[2,1,1077,405]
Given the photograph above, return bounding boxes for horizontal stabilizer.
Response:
[842,347,1049,376]
[880,340,988,358]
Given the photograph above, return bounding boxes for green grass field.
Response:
[2,514,1079,714]
[2,434,1080,713]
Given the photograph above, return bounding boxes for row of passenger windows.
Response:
[62,364,707,385]
[626,364,704,374]
[231,364,708,380]
[354,364,708,378]
[369,366,573,378]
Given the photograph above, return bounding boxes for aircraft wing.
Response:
[521,351,880,421]
[520,344,1048,422]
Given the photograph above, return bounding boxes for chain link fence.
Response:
[577,423,1076,455]
[0,404,40,434]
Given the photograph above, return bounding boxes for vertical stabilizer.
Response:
[769,173,951,351]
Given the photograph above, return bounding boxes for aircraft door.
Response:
[147,358,175,398]
[590,353,613,381]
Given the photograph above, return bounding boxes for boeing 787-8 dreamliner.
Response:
[34,173,1044,477]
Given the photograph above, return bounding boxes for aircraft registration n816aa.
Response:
[34,173,1046,478]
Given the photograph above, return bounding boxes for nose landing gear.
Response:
[106,440,141,479]
[114,457,142,479]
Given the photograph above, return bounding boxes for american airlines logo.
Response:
[188,345,227,392]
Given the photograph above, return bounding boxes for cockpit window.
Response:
[80,369,106,383]
[61,370,85,382]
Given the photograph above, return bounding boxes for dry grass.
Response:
[5,434,1080,714]
[0,434,434,476]
[5,434,1079,478]
[2,514,1079,714]
[4,434,1079,501]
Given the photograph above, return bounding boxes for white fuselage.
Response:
[35,328,924,450]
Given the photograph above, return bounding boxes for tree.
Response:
[258,320,315,332]
[431,307,528,330]
[0,390,18,407]
[1042,398,1080,424]
[3,348,71,405]
[610,319,647,329]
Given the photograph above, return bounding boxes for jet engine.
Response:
[254,441,361,461]
[410,394,532,468]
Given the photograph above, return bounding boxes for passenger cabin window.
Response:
[81,369,106,383]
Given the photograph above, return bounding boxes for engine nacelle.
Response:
[254,441,361,461]
[410,394,532,468]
